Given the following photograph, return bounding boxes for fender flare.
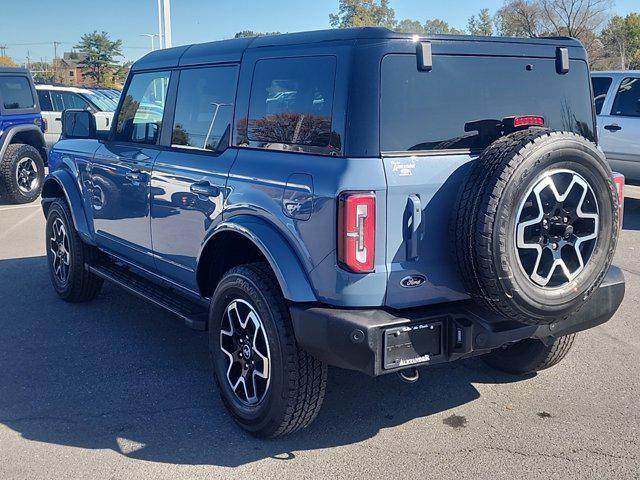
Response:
[41,170,95,245]
[200,216,317,303]
[0,124,46,160]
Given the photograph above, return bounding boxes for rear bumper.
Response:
[290,265,625,376]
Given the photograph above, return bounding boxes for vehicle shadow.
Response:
[0,256,528,467]
[623,197,640,231]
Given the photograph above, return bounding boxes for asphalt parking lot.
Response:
[0,189,638,480]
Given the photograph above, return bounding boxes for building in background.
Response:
[53,52,88,86]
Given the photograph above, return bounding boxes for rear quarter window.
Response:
[380,55,595,153]
[239,56,339,154]
[0,76,35,110]
[591,76,613,115]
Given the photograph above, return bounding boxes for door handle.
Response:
[604,124,622,132]
[407,194,422,261]
[125,170,144,182]
[190,181,220,197]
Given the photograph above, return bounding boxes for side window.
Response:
[37,90,53,111]
[0,76,35,110]
[114,71,170,145]
[50,91,90,111]
[171,66,237,152]
[611,77,640,117]
[591,77,612,115]
[243,56,337,151]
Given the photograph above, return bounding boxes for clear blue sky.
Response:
[1,0,637,64]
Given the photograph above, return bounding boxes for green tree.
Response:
[424,19,465,35]
[74,31,123,85]
[600,14,640,69]
[468,8,494,36]
[234,30,281,38]
[329,0,396,29]
[396,19,425,34]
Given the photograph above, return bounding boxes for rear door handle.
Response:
[604,124,622,132]
[190,181,220,197]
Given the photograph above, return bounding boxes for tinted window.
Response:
[37,90,53,111]
[591,77,612,115]
[50,91,90,111]
[381,55,595,152]
[115,71,170,144]
[611,77,640,117]
[171,66,237,152]
[245,56,336,149]
[0,76,35,110]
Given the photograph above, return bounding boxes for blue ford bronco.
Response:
[42,28,625,437]
[0,67,47,203]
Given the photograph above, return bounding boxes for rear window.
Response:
[591,76,613,115]
[245,56,337,150]
[380,55,595,153]
[0,76,35,110]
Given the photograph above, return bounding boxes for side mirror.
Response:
[61,109,97,139]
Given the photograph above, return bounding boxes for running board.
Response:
[88,261,208,331]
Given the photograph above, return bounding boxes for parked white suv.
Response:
[592,71,640,182]
[35,85,117,148]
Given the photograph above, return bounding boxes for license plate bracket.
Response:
[383,321,443,370]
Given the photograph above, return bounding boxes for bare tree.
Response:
[495,0,545,37]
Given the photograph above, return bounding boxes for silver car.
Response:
[592,71,640,182]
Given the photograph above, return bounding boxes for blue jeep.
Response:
[41,28,625,437]
[0,67,47,203]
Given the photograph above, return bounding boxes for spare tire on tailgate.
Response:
[452,129,620,326]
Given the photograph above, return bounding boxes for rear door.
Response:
[597,75,640,180]
[380,53,596,309]
[150,65,238,290]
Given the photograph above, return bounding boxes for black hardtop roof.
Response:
[0,67,30,75]
[131,27,584,72]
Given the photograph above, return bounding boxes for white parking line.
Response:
[0,209,41,239]
[0,203,41,212]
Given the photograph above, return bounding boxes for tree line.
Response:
[327,0,640,69]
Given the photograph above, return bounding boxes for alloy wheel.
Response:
[514,169,599,288]
[16,157,40,194]
[219,299,271,406]
[49,218,71,284]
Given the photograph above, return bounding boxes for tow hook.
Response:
[398,367,420,383]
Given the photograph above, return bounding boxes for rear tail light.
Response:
[338,192,376,273]
[502,115,545,132]
[613,172,624,229]
[513,115,545,128]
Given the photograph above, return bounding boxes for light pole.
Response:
[163,0,172,48]
[156,0,164,49]
[140,34,158,52]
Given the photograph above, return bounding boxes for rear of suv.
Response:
[42,28,625,437]
[0,67,47,203]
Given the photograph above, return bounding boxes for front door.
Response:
[151,65,239,290]
[89,70,171,270]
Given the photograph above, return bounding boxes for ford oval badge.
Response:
[400,275,427,288]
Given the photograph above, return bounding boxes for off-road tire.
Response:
[46,198,103,302]
[452,129,619,326]
[0,143,45,204]
[209,263,327,438]
[482,334,576,374]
